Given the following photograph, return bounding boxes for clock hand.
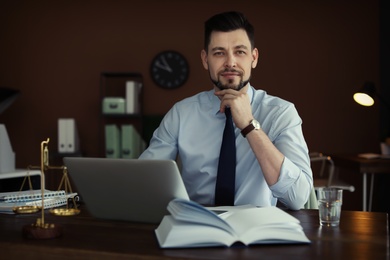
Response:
[160,56,173,73]
[155,61,171,72]
[155,60,173,73]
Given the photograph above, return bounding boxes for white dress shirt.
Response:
[139,85,313,209]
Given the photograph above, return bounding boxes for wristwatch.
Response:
[241,119,261,137]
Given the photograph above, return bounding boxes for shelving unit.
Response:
[99,72,144,158]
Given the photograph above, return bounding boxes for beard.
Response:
[210,69,250,91]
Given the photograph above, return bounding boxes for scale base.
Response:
[23,220,62,239]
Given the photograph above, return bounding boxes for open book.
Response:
[155,198,310,248]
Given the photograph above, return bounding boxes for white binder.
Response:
[0,124,15,173]
[58,118,80,153]
[125,81,142,114]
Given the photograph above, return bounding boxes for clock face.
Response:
[150,50,189,89]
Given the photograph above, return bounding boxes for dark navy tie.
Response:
[215,107,236,206]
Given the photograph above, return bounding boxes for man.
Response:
[139,11,312,210]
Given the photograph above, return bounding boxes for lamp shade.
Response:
[0,87,20,114]
[353,82,376,107]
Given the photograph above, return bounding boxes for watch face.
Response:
[253,119,261,129]
[150,50,189,89]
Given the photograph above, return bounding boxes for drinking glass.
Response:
[317,187,343,227]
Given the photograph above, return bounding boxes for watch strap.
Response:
[241,123,255,137]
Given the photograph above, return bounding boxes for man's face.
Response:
[201,29,258,91]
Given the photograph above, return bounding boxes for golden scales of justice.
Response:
[13,138,80,239]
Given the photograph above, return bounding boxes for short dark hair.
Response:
[204,11,255,52]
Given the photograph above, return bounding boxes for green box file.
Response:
[121,125,146,159]
[105,124,121,158]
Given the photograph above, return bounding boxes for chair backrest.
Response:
[310,152,355,192]
[310,152,335,187]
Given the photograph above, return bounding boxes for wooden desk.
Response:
[331,154,390,211]
[0,208,388,259]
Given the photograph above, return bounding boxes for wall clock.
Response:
[150,50,189,89]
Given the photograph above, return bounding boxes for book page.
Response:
[155,215,238,248]
[224,207,309,244]
[168,199,235,235]
[206,204,256,218]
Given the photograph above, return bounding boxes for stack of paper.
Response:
[0,189,77,214]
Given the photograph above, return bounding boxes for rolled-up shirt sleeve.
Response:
[270,157,312,210]
[264,103,313,210]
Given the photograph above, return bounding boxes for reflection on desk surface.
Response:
[0,206,388,259]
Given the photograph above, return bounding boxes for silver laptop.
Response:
[63,157,189,224]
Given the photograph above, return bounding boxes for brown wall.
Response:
[0,0,381,169]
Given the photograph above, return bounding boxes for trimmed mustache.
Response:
[219,68,243,75]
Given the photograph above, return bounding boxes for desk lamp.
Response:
[353,81,390,148]
[353,81,390,110]
[0,87,20,114]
